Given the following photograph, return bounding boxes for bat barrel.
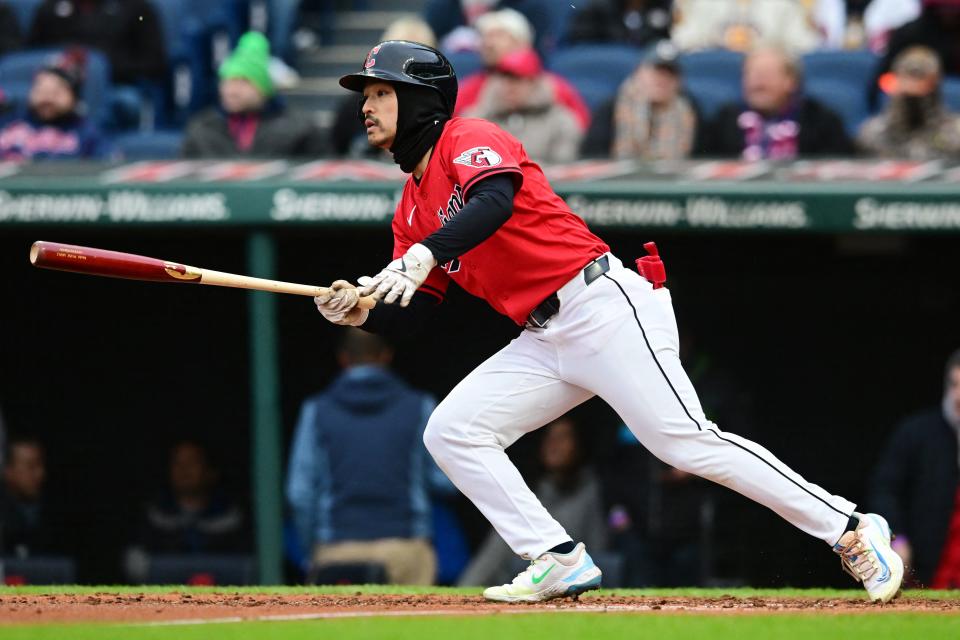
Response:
[29,241,201,283]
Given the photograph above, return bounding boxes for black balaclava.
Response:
[385,83,450,173]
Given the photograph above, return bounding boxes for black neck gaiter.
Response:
[389,84,450,173]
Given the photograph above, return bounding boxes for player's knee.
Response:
[422,419,444,458]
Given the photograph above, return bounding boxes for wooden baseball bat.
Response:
[29,241,376,308]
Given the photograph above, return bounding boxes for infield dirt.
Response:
[2,593,959,625]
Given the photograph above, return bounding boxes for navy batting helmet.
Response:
[339,40,458,115]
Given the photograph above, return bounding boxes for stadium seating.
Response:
[801,49,878,91]
[445,50,484,81]
[943,76,960,113]
[677,49,744,120]
[0,48,111,126]
[801,50,877,135]
[685,79,741,120]
[805,77,870,136]
[677,49,744,87]
[111,130,185,160]
[548,44,643,112]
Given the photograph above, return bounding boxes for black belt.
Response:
[526,255,610,328]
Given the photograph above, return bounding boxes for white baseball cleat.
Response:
[833,512,904,603]
[483,542,602,603]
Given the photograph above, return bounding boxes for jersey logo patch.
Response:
[453,146,502,168]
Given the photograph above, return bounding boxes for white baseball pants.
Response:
[423,254,856,560]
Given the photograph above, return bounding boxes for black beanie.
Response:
[388,83,450,173]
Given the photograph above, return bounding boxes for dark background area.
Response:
[1,227,956,586]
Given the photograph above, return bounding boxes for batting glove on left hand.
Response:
[358,243,436,307]
[315,280,368,326]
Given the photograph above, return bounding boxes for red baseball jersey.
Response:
[392,117,609,325]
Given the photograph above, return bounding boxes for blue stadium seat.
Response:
[677,49,744,89]
[549,44,644,113]
[549,44,643,91]
[0,48,112,126]
[801,50,878,91]
[943,76,960,113]
[563,77,617,113]
[801,49,877,126]
[6,0,44,33]
[111,130,185,160]
[684,78,741,120]
[445,50,484,80]
[805,77,870,136]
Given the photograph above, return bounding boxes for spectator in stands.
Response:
[287,329,450,585]
[331,16,437,157]
[701,46,853,159]
[424,0,553,56]
[455,9,590,131]
[1,437,57,556]
[815,0,921,51]
[566,0,673,48]
[871,1,960,107]
[671,0,824,54]
[0,50,107,160]
[858,46,960,159]
[463,48,583,163]
[27,0,165,85]
[132,439,247,557]
[0,1,22,56]
[869,349,960,588]
[458,416,607,587]
[181,32,325,158]
[607,41,698,161]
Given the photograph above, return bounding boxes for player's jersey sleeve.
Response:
[392,208,450,302]
[442,119,525,195]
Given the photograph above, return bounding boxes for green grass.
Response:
[1,584,960,599]
[2,613,960,640]
[1,586,958,640]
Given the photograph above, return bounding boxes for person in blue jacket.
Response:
[286,329,456,585]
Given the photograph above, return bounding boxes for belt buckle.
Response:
[526,293,559,329]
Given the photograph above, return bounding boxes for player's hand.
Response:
[358,243,436,307]
[315,280,368,326]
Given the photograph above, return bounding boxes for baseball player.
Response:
[316,41,903,603]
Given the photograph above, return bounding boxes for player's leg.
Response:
[422,331,601,601]
[557,258,902,601]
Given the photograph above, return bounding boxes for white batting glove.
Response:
[358,243,436,307]
[314,280,368,326]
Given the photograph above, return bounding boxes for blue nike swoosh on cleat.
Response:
[869,540,891,583]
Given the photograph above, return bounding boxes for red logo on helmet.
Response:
[364,45,382,69]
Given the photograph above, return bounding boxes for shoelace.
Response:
[837,534,880,582]
[512,558,543,585]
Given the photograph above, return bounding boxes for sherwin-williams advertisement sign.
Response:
[1,159,958,232]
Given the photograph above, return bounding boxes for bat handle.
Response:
[357,296,377,310]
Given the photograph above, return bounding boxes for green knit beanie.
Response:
[219,32,274,97]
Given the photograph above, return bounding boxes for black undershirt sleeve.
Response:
[419,172,516,266]
[363,173,516,338]
[360,290,441,340]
